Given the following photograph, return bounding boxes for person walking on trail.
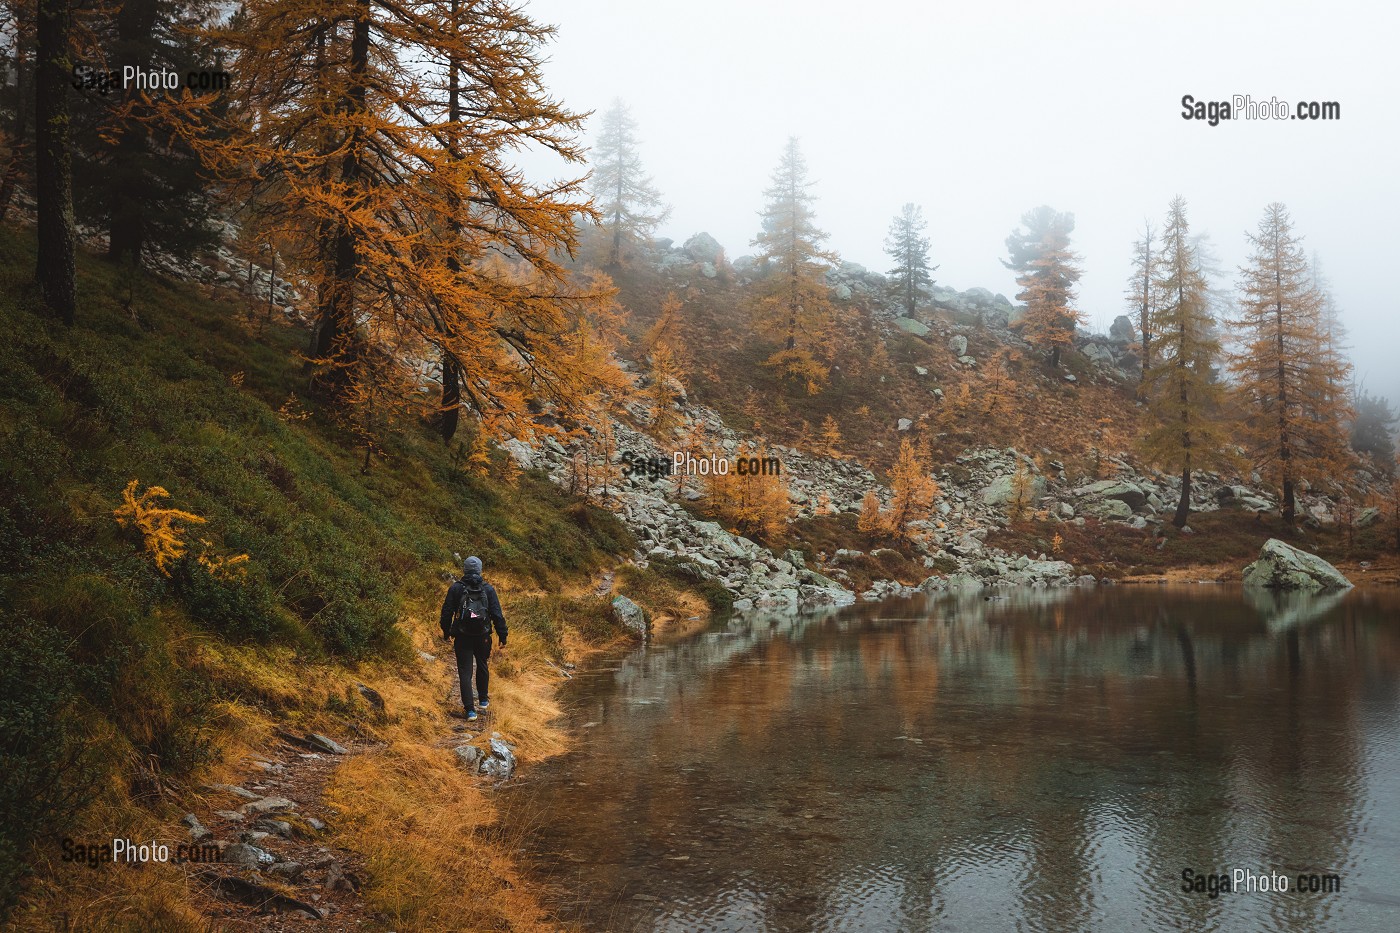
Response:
[440,556,508,722]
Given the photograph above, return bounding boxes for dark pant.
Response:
[453,633,492,711]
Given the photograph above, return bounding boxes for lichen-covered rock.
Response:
[480,736,516,780]
[1242,539,1352,591]
[611,595,649,637]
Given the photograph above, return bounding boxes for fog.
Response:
[520,0,1399,406]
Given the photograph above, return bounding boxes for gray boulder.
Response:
[682,232,724,264]
[1242,539,1352,591]
[1077,479,1147,510]
[480,736,516,780]
[1109,315,1135,343]
[240,796,296,815]
[611,595,649,637]
[799,584,856,608]
[223,843,276,868]
[1085,499,1133,521]
[182,814,212,843]
[981,472,1047,507]
[499,438,536,470]
[1216,484,1250,505]
[948,334,968,356]
[305,733,347,755]
[944,573,984,593]
[1081,342,1115,365]
[895,317,931,337]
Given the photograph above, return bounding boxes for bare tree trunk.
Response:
[310,1,369,386]
[1275,268,1295,527]
[439,0,462,444]
[441,354,461,443]
[36,0,75,325]
[1174,314,1191,530]
[1174,464,1192,529]
[1136,229,1153,400]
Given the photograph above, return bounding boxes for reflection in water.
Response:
[508,586,1400,932]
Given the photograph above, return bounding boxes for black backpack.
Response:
[452,583,491,638]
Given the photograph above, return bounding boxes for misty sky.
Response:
[518,0,1399,407]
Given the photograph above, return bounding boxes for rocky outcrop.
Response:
[1242,539,1352,591]
[611,595,649,638]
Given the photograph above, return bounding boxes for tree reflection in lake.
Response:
[507,585,1400,933]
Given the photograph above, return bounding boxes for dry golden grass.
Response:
[14,567,679,932]
[10,798,215,933]
[320,617,574,932]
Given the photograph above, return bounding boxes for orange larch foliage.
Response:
[706,441,790,540]
[198,0,626,451]
[113,480,206,574]
[857,489,884,534]
[885,438,940,540]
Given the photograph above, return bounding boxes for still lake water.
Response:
[507,586,1400,932]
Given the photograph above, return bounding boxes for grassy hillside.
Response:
[0,226,700,929]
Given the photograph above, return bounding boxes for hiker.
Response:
[439,556,508,721]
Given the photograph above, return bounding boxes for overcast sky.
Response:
[519,0,1399,406]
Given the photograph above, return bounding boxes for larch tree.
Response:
[884,202,935,317]
[201,0,628,452]
[857,489,884,534]
[751,137,837,393]
[885,438,939,540]
[1004,206,1083,368]
[1351,391,1397,464]
[980,348,1019,420]
[1140,197,1226,528]
[1007,461,1035,521]
[1309,252,1350,415]
[1229,202,1353,525]
[1311,252,1349,377]
[707,441,790,540]
[643,292,686,433]
[589,99,667,269]
[1126,222,1156,398]
[820,414,842,455]
[35,0,75,324]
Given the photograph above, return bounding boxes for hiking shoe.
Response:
[467,710,479,722]
[479,700,490,710]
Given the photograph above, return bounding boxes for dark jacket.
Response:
[440,572,507,642]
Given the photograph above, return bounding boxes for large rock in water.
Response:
[611,595,649,637]
[1242,539,1352,591]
